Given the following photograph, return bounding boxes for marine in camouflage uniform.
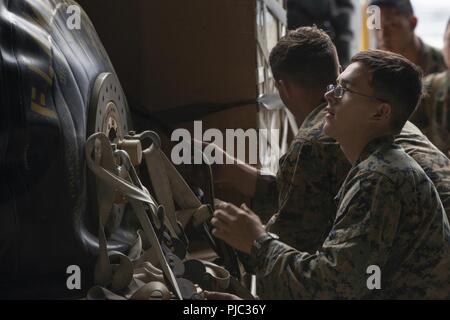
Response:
[249,136,450,299]
[410,70,450,155]
[368,0,446,76]
[253,102,350,252]
[252,103,450,254]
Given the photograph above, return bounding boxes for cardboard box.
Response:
[78,0,288,205]
[77,0,258,114]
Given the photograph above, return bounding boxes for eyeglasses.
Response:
[326,84,387,103]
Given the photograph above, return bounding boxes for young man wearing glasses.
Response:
[211,49,450,299]
[214,27,450,260]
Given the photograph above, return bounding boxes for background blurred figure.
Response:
[287,0,354,67]
[369,0,446,75]
[411,19,450,155]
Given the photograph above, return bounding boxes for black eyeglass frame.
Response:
[326,84,388,103]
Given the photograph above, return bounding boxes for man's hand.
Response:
[211,201,265,254]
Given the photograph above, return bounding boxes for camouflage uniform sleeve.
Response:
[251,172,401,299]
[420,40,447,75]
[266,140,350,252]
[427,45,447,75]
[251,171,278,223]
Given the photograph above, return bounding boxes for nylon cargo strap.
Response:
[139,131,211,234]
[84,133,230,300]
[85,133,182,299]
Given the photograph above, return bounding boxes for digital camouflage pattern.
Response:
[252,171,280,223]
[410,71,450,155]
[264,103,351,253]
[417,38,446,76]
[256,103,450,254]
[395,119,450,214]
[251,136,450,299]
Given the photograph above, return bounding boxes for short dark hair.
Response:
[369,0,414,16]
[351,50,423,133]
[269,26,338,91]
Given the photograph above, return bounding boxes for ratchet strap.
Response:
[84,132,231,300]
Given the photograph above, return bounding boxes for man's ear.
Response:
[410,15,418,31]
[278,79,292,100]
[371,103,392,123]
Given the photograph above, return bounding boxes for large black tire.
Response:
[0,0,134,298]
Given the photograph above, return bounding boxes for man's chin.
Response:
[323,121,336,138]
[378,42,392,51]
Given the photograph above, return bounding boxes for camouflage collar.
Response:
[356,135,395,166]
[299,101,328,128]
[418,37,445,75]
[296,101,329,136]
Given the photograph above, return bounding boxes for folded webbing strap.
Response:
[143,143,211,231]
[92,137,116,287]
[84,132,233,300]
[85,133,182,300]
[143,144,180,236]
[87,279,172,300]
[130,281,172,300]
